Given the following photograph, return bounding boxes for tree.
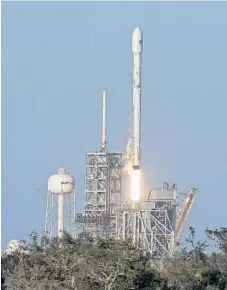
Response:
[2,233,168,290]
[2,228,227,290]
[157,227,227,290]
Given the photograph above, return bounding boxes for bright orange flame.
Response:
[131,169,141,201]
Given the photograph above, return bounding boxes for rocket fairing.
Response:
[132,27,143,170]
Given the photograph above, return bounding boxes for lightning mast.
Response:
[101,89,107,152]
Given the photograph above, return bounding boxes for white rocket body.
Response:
[132,27,143,170]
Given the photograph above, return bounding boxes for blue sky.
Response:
[2,2,227,248]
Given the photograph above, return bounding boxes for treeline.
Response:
[1,227,227,290]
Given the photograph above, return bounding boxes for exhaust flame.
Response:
[131,169,141,201]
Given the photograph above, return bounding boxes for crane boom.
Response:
[175,188,197,245]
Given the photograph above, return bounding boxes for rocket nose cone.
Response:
[133,27,142,37]
[132,27,143,54]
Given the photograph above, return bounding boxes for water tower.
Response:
[44,168,76,239]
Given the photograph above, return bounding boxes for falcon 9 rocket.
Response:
[132,27,143,171]
[131,27,143,201]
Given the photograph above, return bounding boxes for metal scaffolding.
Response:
[116,183,177,258]
[75,151,123,239]
[175,187,197,245]
[45,189,76,239]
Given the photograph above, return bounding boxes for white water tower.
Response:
[44,168,76,239]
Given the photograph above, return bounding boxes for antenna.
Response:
[101,89,107,152]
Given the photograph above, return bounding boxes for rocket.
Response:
[132,27,143,170]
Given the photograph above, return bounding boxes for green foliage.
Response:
[2,235,167,290]
[205,228,227,254]
[158,227,227,290]
[2,227,227,290]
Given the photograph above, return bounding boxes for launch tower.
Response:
[75,90,123,239]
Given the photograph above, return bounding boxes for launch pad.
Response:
[45,27,197,259]
[73,86,196,258]
[74,27,197,258]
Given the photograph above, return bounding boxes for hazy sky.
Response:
[2,2,227,248]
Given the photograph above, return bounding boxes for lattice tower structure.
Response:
[116,183,177,258]
[79,151,122,239]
